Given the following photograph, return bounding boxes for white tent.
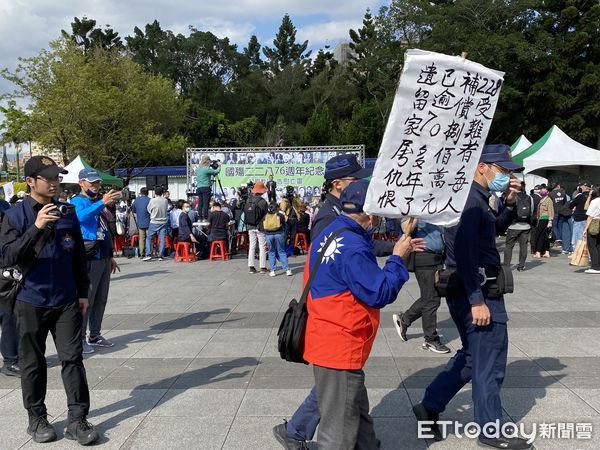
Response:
[60,155,123,187]
[510,135,532,156]
[513,126,600,179]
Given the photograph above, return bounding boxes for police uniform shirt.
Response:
[444,182,516,323]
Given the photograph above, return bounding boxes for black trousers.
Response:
[588,233,600,271]
[532,220,549,253]
[504,228,530,267]
[15,300,90,419]
[403,266,441,341]
[196,187,211,221]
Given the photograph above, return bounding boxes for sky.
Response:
[0,0,387,153]
[0,0,387,95]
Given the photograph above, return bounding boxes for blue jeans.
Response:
[552,214,560,241]
[265,233,289,271]
[558,216,573,252]
[572,220,586,249]
[423,296,508,428]
[287,387,320,441]
[146,222,167,257]
[0,304,18,365]
[197,187,211,221]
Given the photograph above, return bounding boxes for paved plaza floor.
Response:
[1,243,600,449]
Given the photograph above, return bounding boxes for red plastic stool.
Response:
[174,242,197,263]
[129,234,139,247]
[209,240,229,261]
[294,233,309,253]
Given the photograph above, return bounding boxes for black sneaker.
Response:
[65,418,99,445]
[478,436,532,449]
[248,266,257,274]
[27,415,57,443]
[516,266,525,272]
[260,267,269,274]
[412,403,443,441]
[392,312,408,341]
[1,363,21,377]
[422,339,451,354]
[272,421,308,449]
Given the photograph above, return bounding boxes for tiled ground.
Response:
[1,243,598,449]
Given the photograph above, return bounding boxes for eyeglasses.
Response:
[36,175,60,184]
[490,164,512,176]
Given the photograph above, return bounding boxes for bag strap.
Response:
[299,227,352,306]
[17,226,53,278]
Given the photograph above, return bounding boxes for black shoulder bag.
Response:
[0,227,53,312]
[277,227,351,364]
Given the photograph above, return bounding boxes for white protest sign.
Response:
[364,49,504,226]
[2,182,14,200]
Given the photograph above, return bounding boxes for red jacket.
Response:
[303,216,409,370]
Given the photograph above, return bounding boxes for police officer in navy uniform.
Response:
[413,145,532,450]
[0,156,99,445]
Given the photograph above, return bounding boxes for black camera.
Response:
[210,160,220,170]
[48,204,76,217]
[237,185,249,201]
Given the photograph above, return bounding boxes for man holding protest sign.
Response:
[363,50,530,448]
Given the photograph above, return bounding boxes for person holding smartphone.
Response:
[71,169,121,354]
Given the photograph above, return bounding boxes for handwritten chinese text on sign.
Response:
[364,49,504,226]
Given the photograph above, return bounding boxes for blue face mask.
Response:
[487,172,510,192]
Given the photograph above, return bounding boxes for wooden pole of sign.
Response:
[401,217,417,241]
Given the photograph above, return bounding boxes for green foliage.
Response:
[2,6,598,174]
[1,39,186,170]
[263,14,311,72]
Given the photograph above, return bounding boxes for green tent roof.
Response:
[512,127,554,166]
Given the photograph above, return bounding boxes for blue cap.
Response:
[78,168,102,182]
[479,144,524,171]
[340,179,370,214]
[325,154,372,181]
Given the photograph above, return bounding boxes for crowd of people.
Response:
[1,149,599,449]
[503,180,600,273]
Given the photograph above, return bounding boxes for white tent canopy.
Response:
[510,135,532,156]
[59,155,123,187]
[513,126,600,178]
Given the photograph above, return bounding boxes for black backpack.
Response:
[516,192,533,223]
[277,227,350,364]
[243,196,264,226]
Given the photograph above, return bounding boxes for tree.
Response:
[263,14,311,72]
[243,35,263,68]
[302,106,335,145]
[125,20,184,86]
[1,38,186,171]
[348,9,404,123]
[61,16,123,52]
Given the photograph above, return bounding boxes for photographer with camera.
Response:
[0,156,100,445]
[71,169,121,354]
[195,155,221,222]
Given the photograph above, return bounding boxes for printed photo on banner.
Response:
[185,148,363,200]
[364,49,504,226]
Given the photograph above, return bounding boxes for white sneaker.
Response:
[585,269,600,274]
[286,269,293,276]
[269,270,276,277]
[142,256,152,261]
[157,257,164,261]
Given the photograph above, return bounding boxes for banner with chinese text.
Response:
[364,49,504,226]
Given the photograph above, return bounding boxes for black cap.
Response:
[324,154,372,181]
[24,156,68,179]
[479,144,524,171]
